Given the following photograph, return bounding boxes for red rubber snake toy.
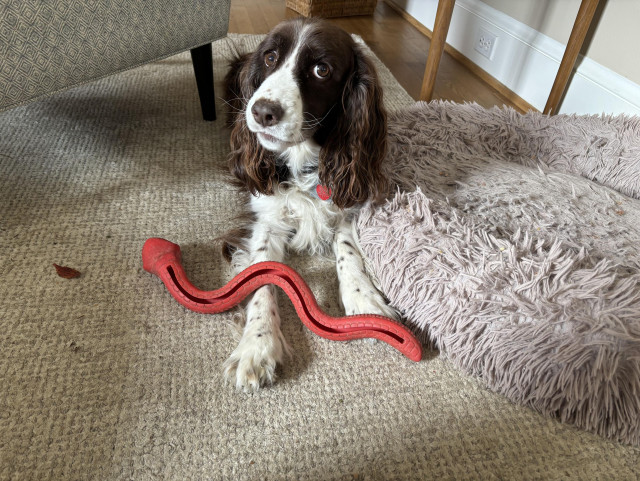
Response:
[142,237,422,362]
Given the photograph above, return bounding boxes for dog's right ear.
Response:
[224,54,277,197]
[224,53,253,128]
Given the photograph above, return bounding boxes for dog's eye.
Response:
[313,63,330,79]
[264,50,279,68]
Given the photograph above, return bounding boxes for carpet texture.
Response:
[356,102,640,445]
[1,34,639,480]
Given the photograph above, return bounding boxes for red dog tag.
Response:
[316,184,332,201]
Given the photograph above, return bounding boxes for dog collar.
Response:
[315,184,332,201]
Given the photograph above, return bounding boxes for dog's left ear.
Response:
[319,45,388,209]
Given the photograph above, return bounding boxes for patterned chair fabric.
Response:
[0,0,231,112]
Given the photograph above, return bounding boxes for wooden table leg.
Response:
[543,0,600,115]
[419,0,455,102]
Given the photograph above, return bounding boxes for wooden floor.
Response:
[228,0,516,110]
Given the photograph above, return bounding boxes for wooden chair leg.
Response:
[419,0,456,102]
[543,0,600,115]
[190,43,216,121]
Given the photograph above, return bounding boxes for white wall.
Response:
[388,0,640,115]
[482,0,640,85]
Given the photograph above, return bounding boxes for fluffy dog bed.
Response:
[357,101,640,445]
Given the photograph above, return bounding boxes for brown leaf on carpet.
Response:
[53,264,81,279]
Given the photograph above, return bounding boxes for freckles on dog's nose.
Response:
[251,99,284,127]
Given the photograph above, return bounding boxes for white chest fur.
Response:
[247,140,352,255]
[250,181,344,255]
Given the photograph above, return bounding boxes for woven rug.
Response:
[1,34,639,480]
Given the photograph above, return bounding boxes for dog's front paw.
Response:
[223,328,290,392]
[342,286,399,321]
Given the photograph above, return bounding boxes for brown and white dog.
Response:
[223,18,395,391]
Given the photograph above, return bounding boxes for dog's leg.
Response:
[223,221,292,392]
[334,219,398,319]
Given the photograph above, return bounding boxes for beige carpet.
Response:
[1,34,638,480]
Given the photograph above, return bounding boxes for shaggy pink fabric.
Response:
[357,101,640,445]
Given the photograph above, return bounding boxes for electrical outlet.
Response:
[474,27,498,60]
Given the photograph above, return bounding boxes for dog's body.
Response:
[223,18,395,391]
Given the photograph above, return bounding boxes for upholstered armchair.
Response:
[0,0,231,120]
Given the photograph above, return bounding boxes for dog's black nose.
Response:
[251,99,284,127]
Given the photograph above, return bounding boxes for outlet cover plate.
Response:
[474,27,498,60]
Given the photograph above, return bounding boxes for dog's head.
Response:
[225,18,387,208]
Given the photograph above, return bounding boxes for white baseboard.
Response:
[390,0,640,116]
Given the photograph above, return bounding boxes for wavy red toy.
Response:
[142,237,422,362]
